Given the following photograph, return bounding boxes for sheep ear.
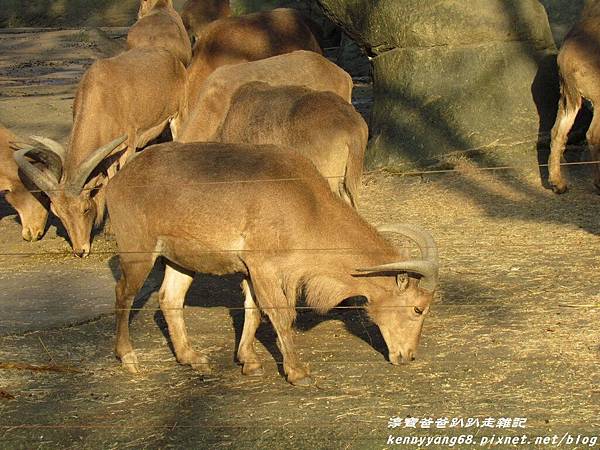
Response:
[396,274,409,290]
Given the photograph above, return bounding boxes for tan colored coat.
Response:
[0,125,48,241]
[216,82,368,208]
[128,0,193,66]
[179,51,352,142]
[181,0,231,39]
[186,8,322,108]
[14,48,188,257]
[107,141,438,385]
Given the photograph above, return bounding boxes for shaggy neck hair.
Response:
[282,267,360,315]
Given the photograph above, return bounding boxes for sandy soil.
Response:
[0,29,598,449]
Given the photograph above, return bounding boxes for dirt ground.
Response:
[0,30,599,449]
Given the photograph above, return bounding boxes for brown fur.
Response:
[18,48,188,256]
[548,13,600,193]
[128,0,193,66]
[186,8,322,109]
[181,0,231,39]
[178,50,353,142]
[106,142,438,385]
[216,82,368,208]
[0,125,48,241]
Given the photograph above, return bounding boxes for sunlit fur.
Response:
[18,49,188,256]
[178,50,353,142]
[186,8,322,110]
[106,142,437,385]
[216,82,368,208]
[0,125,48,241]
[129,0,192,66]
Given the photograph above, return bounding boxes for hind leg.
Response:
[115,256,155,373]
[159,261,210,373]
[549,93,581,193]
[237,279,264,376]
[586,112,600,193]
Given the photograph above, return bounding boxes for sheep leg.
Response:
[237,279,264,376]
[586,112,600,193]
[249,269,312,386]
[115,257,154,373]
[159,262,211,373]
[549,93,581,194]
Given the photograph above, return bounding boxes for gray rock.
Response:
[317,0,558,169]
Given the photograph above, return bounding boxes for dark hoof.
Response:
[551,184,568,194]
[242,362,264,377]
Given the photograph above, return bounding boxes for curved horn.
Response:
[357,224,440,292]
[30,136,66,163]
[12,141,63,183]
[356,261,438,292]
[377,224,439,263]
[13,148,60,194]
[69,135,127,193]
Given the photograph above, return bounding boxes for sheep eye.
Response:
[414,306,424,315]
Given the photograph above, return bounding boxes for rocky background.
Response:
[0,0,593,169]
[0,1,588,43]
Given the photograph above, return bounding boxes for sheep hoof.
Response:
[121,352,140,373]
[290,375,314,387]
[551,183,568,194]
[242,362,264,377]
[287,367,313,386]
[190,360,212,374]
[180,351,212,374]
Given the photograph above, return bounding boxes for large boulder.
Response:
[317,0,558,169]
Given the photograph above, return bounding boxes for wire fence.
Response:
[1,151,598,413]
[1,241,599,257]
[0,301,599,315]
[8,158,600,194]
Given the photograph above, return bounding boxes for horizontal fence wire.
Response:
[0,247,445,257]
[3,422,596,430]
[6,159,600,195]
[2,353,599,371]
[3,356,599,368]
[1,157,597,255]
[0,303,599,314]
[0,241,598,257]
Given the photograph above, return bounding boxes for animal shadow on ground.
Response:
[106,255,393,374]
[106,254,517,374]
